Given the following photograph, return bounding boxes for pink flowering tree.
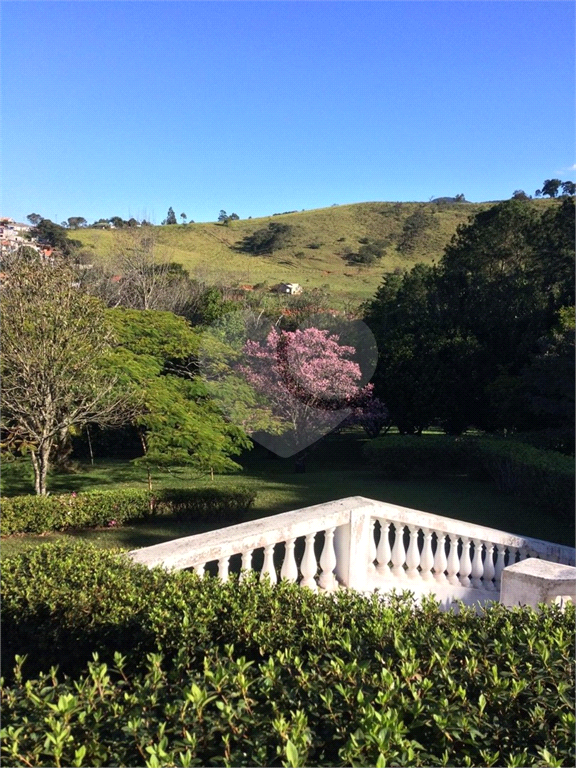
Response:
[240,326,371,469]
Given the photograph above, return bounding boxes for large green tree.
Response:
[105,309,252,487]
[364,199,575,434]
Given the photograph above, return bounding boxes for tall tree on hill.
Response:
[540,179,562,198]
[26,213,43,226]
[561,181,575,196]
[67,216,87,229]
[163,207,177,225]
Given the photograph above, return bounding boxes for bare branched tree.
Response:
[1,258,137,494]
[107,229,191,312]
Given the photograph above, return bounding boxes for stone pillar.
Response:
[500,558,576,610]
[334,506,373,591]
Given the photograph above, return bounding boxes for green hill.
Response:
[72,199,556,307]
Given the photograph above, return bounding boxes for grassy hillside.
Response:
[72,199,555,307]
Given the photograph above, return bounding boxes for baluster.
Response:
[459,537,472,587]
[193,563,205,578]
[280,538,298,582]
[376,521,392,577]
[446,534,461,586]
[300,533,318,591]
[218,556,229,582]
[260,544,277,584]
[494,545,507,586]
[470,539,484,589]
[240,549,253,580]
[518,547,530,561]
[433,532,448,583]
[508,545,518,566]
[318,527,337,591]
[368,520,377,575]
[420,528,434,581]
[483,543,496,590]
[406,525,421,580]
[391,523,407,579]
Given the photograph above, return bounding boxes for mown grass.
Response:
[2,432,570,557]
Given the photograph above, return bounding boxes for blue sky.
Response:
[2,1,574,224]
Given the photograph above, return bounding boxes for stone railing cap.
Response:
[505,557,576,580]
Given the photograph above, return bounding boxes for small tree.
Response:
[180,212,187,224]
[240,327,370,469]
[1,259,133,494]
[26,213,43,226]
[218,210,228,222]
[561,181,575,196]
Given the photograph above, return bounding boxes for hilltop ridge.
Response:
[71,198,558,306]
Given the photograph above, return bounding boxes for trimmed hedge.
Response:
[0,489,152,536]
[363,435,574,523]
[1,542,574,767]
[0,486,257,536]
[154,486,256,523]
[363,435,472,479]
[474,439,575,523]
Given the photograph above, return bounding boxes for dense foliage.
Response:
[0,487,256,536]
[364,199,575,436]
[104,308,251,481]
[2,542,574,767]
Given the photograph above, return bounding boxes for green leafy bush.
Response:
[475,439,575,523]
[2,542,574,767]
[363,435,472,479]
[1,487,257,535]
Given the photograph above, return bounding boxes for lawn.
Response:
[2,432,571,557]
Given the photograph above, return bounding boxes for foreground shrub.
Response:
[0,486,256,535]
[363,435,471,479]
[475,439,574,523]
[1,542,574,766]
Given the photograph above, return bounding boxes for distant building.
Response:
[276,282,303,295]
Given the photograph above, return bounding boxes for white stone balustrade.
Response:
[128,497,363,592]
[127,496,575,609]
